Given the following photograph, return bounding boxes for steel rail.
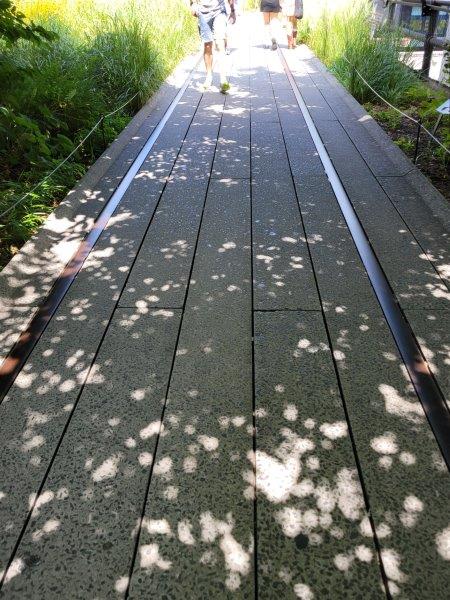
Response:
[0,54,201,403]
[278,48,450,470]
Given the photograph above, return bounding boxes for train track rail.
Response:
[0,34,448,597]
[3,50,447,471]
[0,55,201,405]
[278,47,450,470]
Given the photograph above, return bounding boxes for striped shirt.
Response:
[197,0,227,17]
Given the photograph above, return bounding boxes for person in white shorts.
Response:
[281,0,303,49]
[190,1,236,93]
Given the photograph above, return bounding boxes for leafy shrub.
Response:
[0,0,196,267]
[0,0,56,44]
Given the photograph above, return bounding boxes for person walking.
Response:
[190,1,236,93]
[281,0,303,49]
[260,0,281,51]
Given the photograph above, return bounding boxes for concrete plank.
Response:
[224,52,251,117]
[1,309,181,598]
[0,306,38,366]
[293,50,414,178]
[307,76,413,181]
[399,168,450,231]
[119,119,222,310]
[54,91,203,309]
[254,311,384,599]
[128,179,255,598]
[212,115,251,180]
[252,177,319,310]
[315,119,448,310]
[251,120,291,180]
[120,177,209,310]
[306,65,368,123]
[0,81,202,311]
[337,116,412,178]
[249,48,280,123]
[300,56,413,178]
[59,177,167,308]
[250,93,279,123]
[274,95,324,177]
[0,86,203,579]
[0,207,165,578]
[274,52,337,122]
[172,121,223,180]
[404,309,450,407]
[294,81,337,122]
[379,175,450,288]
[191,91,225,126]
[301,60,412,177]
[0,299,111,576]
[269,46,327,190]
[326,309,450,599]
[294,174,379,311]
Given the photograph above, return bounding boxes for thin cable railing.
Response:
[342,54,450,156]
[0,91,140,220]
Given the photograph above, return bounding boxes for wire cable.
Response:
[0,91,140,220]
[342,54,450,156]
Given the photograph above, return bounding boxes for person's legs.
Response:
[269,13,279,50]
[215,38,229,91]
[263,12,278,50]
[291,16,298,47]
[212,12,229,92]
[198,13,214,89]
[203,42,213,87]
[224,2,230,55]
[285,15,294,48]
[263,12,271,48]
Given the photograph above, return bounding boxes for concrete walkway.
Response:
[0,17,449,600]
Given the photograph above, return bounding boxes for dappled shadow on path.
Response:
[0,36,449,600]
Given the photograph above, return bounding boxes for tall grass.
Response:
[305,0,417,104]
[0,0,197,267]
[244,0,415,105]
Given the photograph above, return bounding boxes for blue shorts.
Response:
[198,11,228,43]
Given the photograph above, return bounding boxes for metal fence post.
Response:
[387,0,396,25]
[100,115,106,147]
[439,15,450,82]
[422,7,439,76]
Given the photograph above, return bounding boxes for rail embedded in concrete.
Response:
[0,54,201,404]
[278,47,450,469]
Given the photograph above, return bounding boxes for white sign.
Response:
[436,99,450,115]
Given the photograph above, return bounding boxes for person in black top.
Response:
[260,0,281,50]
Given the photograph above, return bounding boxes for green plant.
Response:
[0,0,197,268]
[395,135,414,152]
[0,0,56,44]
[307,0,417,104]
[367,106,402,130]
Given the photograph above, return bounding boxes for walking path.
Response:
[0,16,449,599]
